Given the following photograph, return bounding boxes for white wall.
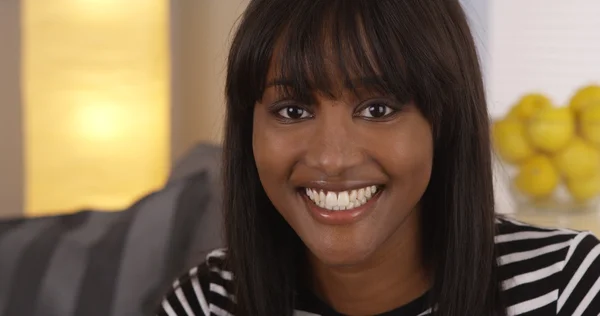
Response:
[461,0,491,88]
[488,0,600,118]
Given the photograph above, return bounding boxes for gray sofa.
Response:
[0,143,224,316]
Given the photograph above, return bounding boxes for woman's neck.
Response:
[308,210,429,316]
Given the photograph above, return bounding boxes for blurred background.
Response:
[0,0,248,218]
[0,0,599,222]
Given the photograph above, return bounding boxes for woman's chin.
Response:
[307,243,377,268]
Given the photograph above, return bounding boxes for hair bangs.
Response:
[233,1,414,107]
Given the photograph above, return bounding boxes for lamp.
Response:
[22,0,170,216]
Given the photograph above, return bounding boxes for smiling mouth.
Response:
[302,185,384,211]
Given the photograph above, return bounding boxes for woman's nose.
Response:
[303,105,363,177]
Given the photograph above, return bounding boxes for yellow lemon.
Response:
[507,93,553,120]
[569,84,600,113]
[566,173,600,202]
[553,138,600,180]
[526,107,575,153]
[492,118,535,164]
[580,103,600,146]
[514,155,559,199]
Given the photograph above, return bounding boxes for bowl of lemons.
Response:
[493,84,600,213]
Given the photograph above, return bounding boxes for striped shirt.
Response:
[157,218,600,315]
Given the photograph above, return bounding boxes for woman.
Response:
[158,1,600,315]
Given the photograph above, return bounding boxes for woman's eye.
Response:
[277,106,311,120]
[358,103,395,119]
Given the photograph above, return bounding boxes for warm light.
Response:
[22,0,170,216]
[74,101,123,142]
[70,0,138,22]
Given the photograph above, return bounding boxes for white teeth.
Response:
[358,188,365,201]
[313,189,320,203]
[325,192,337,210]
[337,191,350,206]
[349,190,357,203]
[304,186,380,211]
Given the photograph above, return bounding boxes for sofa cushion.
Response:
[0,170,216,316]
[169,143,224,266]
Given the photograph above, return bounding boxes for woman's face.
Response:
[253,66,434,267]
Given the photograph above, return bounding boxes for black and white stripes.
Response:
[158,218,600,315]
[159,252,234,316]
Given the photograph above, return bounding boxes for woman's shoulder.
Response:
[494,216,599,269]
[156,248,235,316]
[495,216,600,315]
[494,216,598,248]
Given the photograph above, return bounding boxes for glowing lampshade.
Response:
[22,0,170,216]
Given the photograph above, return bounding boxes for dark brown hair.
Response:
[223,1,504,315]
